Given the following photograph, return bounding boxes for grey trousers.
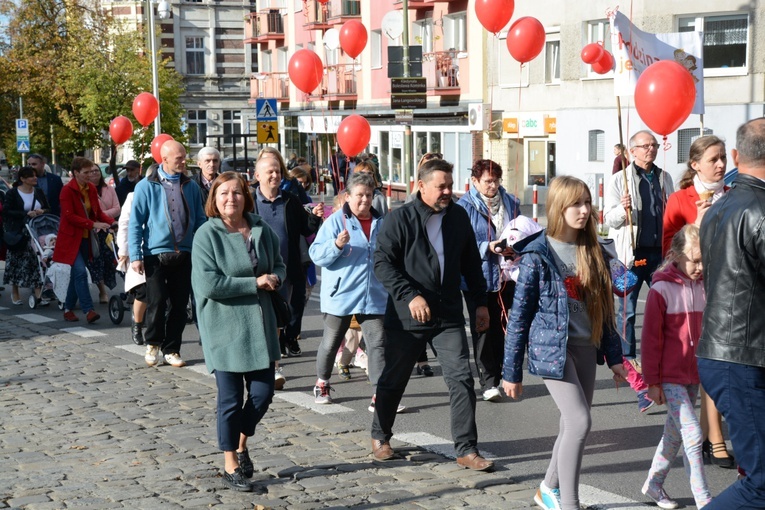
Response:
[316,314,386,387]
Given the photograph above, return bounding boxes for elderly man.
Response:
[129,141,206,368]
[371,158,492,471]
[698,118,765,509]
[115,160,142,206]
[29,153,63,216]
[192,147,221,210]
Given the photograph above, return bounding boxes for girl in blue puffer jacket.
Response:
[502,176,628,510]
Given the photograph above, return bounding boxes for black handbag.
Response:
[3,229,29,253]
[269,291,292,329]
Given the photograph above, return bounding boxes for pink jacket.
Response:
[98,185,121,220]
[641,263,705,386]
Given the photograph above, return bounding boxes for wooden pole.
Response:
[616,96,635,252]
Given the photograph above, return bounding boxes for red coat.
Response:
[52,178,114,265]
[662,185,728,257]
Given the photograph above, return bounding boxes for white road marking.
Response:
[0,306,8,311]
[16,313,56,324]
[61,327,107,337]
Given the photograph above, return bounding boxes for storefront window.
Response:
[380,131,390,181]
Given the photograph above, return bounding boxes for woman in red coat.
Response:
[52,157,114,323]
[662,134,736,470]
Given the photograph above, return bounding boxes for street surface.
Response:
[0,257,737,508]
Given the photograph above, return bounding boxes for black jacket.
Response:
[252,188,322,282]
[2,187,50,235]
[115,177,140,206]
[35,172,63,216]
[374,194,487,331]
[699,173,765,368]
[191,172,217,213]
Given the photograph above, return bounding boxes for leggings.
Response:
[644,383,712,508]
[542,344,597,510]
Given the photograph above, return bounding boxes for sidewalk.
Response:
[0,311,537,510]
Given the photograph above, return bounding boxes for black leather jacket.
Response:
[699,173,765,368]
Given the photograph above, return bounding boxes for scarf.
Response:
[158,166,181,182]
[693,174,725,203]
[481,193,505,234]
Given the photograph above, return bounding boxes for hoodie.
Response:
[640,263,705,386]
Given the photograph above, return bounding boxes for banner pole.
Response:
[616,96,635,252]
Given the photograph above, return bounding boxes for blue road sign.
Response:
[256,98,278,121]
[17,140,30,153]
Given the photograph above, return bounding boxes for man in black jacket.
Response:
[192,147,220,211]
[699,117,765,509]
[371,158,492,471]
[115,160,142,206]
[28,154,63,216]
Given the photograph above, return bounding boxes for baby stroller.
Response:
[26,213,60,309]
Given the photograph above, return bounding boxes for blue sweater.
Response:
[502,231,623,383]
[309,203,387,316]
[128,168,206,260]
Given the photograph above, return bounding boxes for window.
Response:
[187,110,207,145]
[260,50,272,73]
[371,29,382,69]
[325,47,339,66]
[413,19,434,55]
[545,38,560,84]
[586,19,611,77]
[588,129,604,162]
[277,47,289,72]
[679,14,748,74]
[443,13,467,52]
[677,127,714,163]
[185,37,205,75]
[223,110,242,139]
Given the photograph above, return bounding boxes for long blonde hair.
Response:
[545,176,614,346]
[660,224,700,272]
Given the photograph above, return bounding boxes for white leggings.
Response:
[542,344,597,510]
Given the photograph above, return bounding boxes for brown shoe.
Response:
[371,439,395,461]
[456,453,494,471]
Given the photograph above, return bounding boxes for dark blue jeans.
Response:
[616,247,662,359]
[699,358,765,509]
[214,364,275,452]
[64,239,94,313]
[371,326,478,457]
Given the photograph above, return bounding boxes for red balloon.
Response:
[289,49,324,94]
[506,17,545,64]
[635,60,696,136]
[581,43,605,65]
[339,20,367,59]
[591,50,614,74]
[317,0,328,3]
[336,115,370,158]
[132,92,159,128]
[109,116,133,145]
[151,134,175,164]
[475,0,514,35]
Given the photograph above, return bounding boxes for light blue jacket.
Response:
[309,203,387,316]
[128,167,206,260]
[456,186,520,292]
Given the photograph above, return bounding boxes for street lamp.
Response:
[148,0,171,137]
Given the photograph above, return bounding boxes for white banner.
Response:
[297,115,343,134]
[610,11,704,114]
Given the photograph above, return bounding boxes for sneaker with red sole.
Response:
[63,311,79,322]
[86,310,100,323]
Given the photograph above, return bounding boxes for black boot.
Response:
[131,321,144,346]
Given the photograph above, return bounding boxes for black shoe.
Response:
[222,467,253,492]
[236,449,254,478]
[416,364,434,377]
[288,340,302,357]
[702,439,736,469]
[280,344,290,358]
[131,321,144,346]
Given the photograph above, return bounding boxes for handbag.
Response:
[269,291,292,329]
[89,230,100,259]
[3,229,29,253]
[610,258,638,297]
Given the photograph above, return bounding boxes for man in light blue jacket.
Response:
[129,141,206,368]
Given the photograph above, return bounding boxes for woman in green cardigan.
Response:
[191,172,286,492]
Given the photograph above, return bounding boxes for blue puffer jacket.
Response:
[502,231,623,383]
[309,203,387,316]
[457,186,520,292]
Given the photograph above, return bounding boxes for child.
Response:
[641,224,712,509]
[502,176,628,510]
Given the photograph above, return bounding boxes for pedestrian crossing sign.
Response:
[258,122,279,144]
[17,140,30,153]
[256,98,278,120]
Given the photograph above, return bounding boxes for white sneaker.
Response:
[314,381,333,404]
[164,352,186,367]
[274,367,286,390]
[642,483,679,510]
[483,387,502,402]
[145,345,160,367]
[533,481,562,510]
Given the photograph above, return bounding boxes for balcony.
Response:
[325,0,360,25]
[302,0,332,30]
[393,0,461,8]
[313,63,358,101]
[244,9,284,44]
[422,51,461,95]
[250,72,290,103]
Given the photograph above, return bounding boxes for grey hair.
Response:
[28,153,46,163]
[735,118,765,169]
[346,172,376,194]
[629,130,657,148]
[196,147,220,161]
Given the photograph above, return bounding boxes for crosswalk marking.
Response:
[61,327,107,337]
[16,313,56,324]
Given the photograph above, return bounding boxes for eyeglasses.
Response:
[633,143,660,151]
[81,170,100,175]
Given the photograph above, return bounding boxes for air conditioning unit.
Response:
[468,103,489,131]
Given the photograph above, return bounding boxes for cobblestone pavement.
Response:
[0,312,538,509]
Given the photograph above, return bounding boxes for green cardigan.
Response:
[191,213,287,373]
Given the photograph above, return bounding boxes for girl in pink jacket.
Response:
[641,224,712,509]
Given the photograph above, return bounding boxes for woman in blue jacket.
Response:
[309,172,390,410]
[502,176,628,510]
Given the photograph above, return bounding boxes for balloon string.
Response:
[514,62,523,201]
